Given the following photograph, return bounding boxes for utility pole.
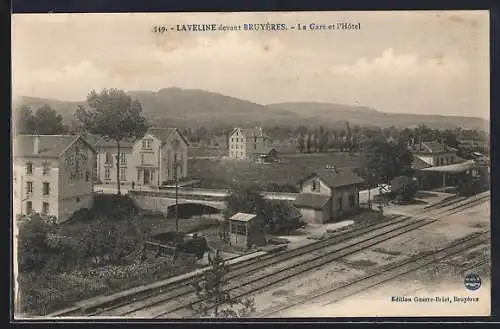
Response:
[173,139,181,235]
[175,155,179,234]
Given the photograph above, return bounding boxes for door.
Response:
[143,169,150,185]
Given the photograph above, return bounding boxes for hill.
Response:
[126,88,300,127]
[13,88,489,131]
[12,96,85,123]
[268,102,489,131]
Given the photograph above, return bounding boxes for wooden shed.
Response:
[229,212,266,250]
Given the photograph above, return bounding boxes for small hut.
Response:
[228,212,266,250]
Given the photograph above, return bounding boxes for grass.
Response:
[346,259,378,268]
[18,257,201,316]
[57,214,220,239]
[18,194,222,316]
[188,152,362,189]
[373,248,403,256]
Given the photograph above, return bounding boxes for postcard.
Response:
[11,11,490,319]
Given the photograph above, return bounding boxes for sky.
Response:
[11,11,490,119]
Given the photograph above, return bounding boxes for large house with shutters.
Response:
[293,166,365,224]
[12,135,97,223]
[93,128,189,188]
[228,127,274,160]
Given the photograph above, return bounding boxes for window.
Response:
[105,167,111,180]
[137,169,142,181]
[105,152,113,164]
[120,152,127,165]
[76,197,80,203]
[337,197,343,210]
[85,171,90,181]
[142,139,152,150]
[42,202,49,214]
[42,162,50,175]
[26,201,32,214]
[311,180,320,192]
[26,181,33,194]
[120,167,127,181]
[348,195,355,208]
[231,222,247,235]
[43,182,50,196]
[231,138,234,142]
[141,154,145,165]
[450,156,454,164]
[254,143,257,150]
[26,162,33,175]
[237,224,247,235]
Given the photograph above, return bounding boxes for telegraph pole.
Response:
[175,155,179,234]
[173,139,180,235]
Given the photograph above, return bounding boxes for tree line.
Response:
[15,104,69,135]
[293,123,489,158]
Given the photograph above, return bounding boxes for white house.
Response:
[293,166,365,224]
[228,127,272,160]
[13,135,97,223]
[410,141,461,168]
[93,128,189,188]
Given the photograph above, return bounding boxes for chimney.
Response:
[33,135,40,154]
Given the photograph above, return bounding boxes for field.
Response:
[188,152,363,189]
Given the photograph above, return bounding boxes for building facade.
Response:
[410,141,467,189]
[410,141,460,167]
[293,166,364,224]
[13,135,97,223]
[228,127,272,160]
[93,128,189,188]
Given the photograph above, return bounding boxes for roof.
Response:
[412,156,432,170]
[411,141,457,154]
[90,128,189,149]
[302,167,365,189]
[231,127,267,139]
[94,136,135,148]
[293,193,331,210]
[254,147,278,156]
[148,127,189,146]
[229,212,257,222]
[13,135,96,158]
[83,134,104,147]
[420,160,477,173]
[266,200,303,218]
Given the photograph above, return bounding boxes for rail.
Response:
[98,193,489,318]
[49,191,489,318]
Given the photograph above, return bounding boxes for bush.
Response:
[390,176,418,203]
[179,236,209,259]
[18,214,56,273]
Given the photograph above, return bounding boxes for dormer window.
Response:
[142,139,152,150]
[311,180,320,192]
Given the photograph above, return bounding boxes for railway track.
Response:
[461,256,490,274]
[83,191,489,318]
[257,231,490,318]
